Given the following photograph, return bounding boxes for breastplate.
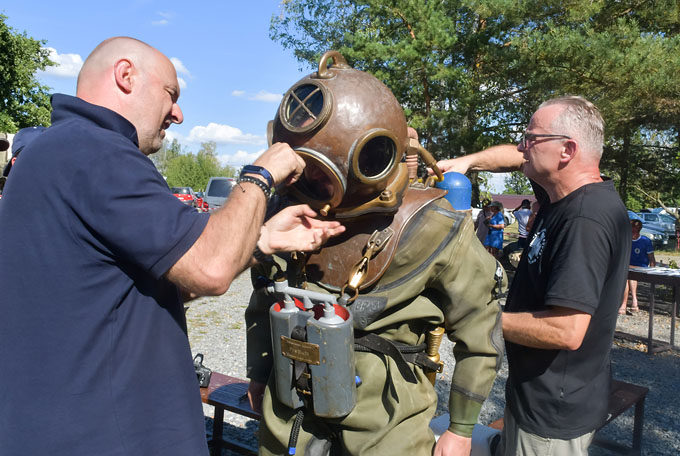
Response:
[303,186,446,292]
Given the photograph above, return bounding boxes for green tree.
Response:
[505,1,680,207]
[163,140,237,191]
[0,14,54,131]
[504,171,532,195]
[270,0,528,205]
[270,0,680,207]
[150,138,184,177]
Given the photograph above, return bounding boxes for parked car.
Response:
[194,191,208,212]
[171,187,196,206]
[628,210,669,249]
[204,177,236,210]
[636,211,675,238]
[640,225,669,249]
[503,209,515,226]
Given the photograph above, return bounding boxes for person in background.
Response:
[2,127,47,178]
[619,219,656,315]
[0,132,8,194]
[0,36,344,456]
[433,95,629,456]
[0,132,9,156]
[475,198,492,243]
[525,201,540,233]
[483,201,505,258]
[512,199,533,249]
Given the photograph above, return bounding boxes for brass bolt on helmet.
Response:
[270,51,410,218]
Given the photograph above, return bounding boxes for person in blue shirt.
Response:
[0,36,344,456]
[619,219,656,315]
[483,201,505,258]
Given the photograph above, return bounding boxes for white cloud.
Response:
[152,11,173,26]
[249,91,282,103]
[164,130,181,143]
[41,47,83,78]
[231,90,282,103]
[187,122,265,145]
[177,77,187,89]
[218,149,265,167]
[170,57,191,76]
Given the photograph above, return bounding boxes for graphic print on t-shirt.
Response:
[527,229,546,264]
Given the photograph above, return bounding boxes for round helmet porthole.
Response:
[279,82,332,133]
[351,130,398,183]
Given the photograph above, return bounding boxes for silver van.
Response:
[204,177,236,210]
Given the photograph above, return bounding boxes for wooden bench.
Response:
[202,374,648,455]
[489,379,649,455]
[200,372,261,456]
[592,379,649,455]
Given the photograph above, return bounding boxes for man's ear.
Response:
[113,59,134,94]
[559,139,577,164]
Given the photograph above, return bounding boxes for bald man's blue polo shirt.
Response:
[0,94,211,455]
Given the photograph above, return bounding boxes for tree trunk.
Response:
[619,126,631,203]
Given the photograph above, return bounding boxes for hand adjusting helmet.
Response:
[270,51,410,218]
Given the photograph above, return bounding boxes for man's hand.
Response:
[430,157,471,176]
[434,430,472,456]
[429,145,523,176]
[247,381,266,414]
[258,205,345,255]
[253,142,305,186]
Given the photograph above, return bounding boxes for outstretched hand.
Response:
[434,430,472,456]
[428,157,470,176]
[258,205,345,255]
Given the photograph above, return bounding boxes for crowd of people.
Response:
[0,35,644,456]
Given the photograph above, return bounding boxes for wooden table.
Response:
[616,267,680,354]
[200,372,261,456]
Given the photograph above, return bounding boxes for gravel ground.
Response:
[187,271,680,456]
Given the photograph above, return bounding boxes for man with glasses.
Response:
[434,96,630,455]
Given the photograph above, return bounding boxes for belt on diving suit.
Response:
[354,333,441,384]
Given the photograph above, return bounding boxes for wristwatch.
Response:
[240,165,274,188]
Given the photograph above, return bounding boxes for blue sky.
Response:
[2,1,508,191]
[2,1,310,168]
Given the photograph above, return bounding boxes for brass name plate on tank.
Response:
[280,337,320,365]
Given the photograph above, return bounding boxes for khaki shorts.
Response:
[495,408,595,456]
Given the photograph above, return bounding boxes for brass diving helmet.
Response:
[270,51,410,218]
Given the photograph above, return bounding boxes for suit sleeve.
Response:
[433,213,504,437]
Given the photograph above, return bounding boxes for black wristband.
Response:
[237,175,271,202]
[253,244,273,263]
[241,165,274,188]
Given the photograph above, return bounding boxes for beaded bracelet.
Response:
[237,175,271,202]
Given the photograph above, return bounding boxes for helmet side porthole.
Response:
[351,130,399,183]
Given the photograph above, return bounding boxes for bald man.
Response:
[435,96,630,455]
[0,37,343,456]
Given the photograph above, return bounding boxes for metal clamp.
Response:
[341,229,394,301]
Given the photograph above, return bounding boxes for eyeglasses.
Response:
[520,132,572,148]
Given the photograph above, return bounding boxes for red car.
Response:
[194,192,209,212]
[171,187,196,207]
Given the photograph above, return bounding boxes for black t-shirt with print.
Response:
[505,179,630,439]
